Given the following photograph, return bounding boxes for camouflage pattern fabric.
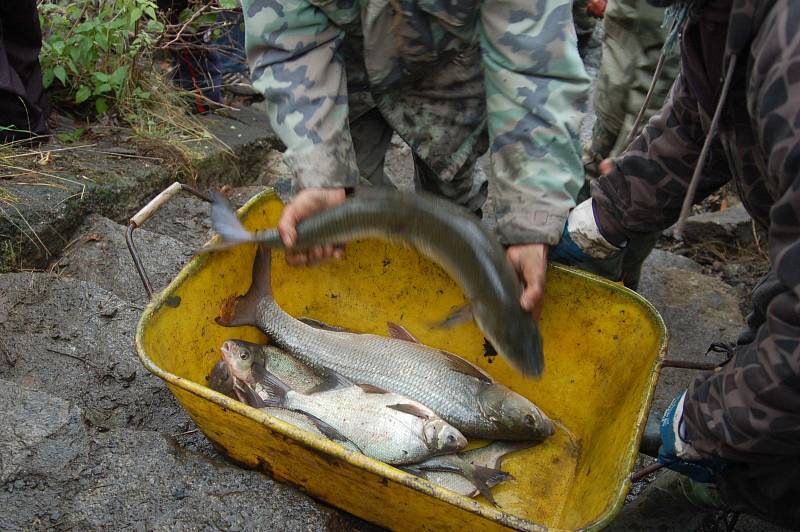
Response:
[572,0,598,53]
[590,0,800,525]
[242,0,590,245]
[590,0,679,159]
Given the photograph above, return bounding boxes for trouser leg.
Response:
[349,108,395,187]
[412,152,487,216]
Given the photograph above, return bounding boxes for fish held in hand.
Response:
[218,245,554,441]
[246,365,467,465]
[207,189,544,377]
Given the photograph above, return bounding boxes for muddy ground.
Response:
[0,22,784,532]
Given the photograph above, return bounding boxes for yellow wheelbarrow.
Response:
[129,184,666,531]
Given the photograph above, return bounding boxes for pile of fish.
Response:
[206,243,555,504]
[207,189,544,377]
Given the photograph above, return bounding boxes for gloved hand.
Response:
[549,198,624,265]
[658,391,727,483]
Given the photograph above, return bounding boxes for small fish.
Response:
[217,245,554,441]
[207,189,544,377]
[220,339,322,398]
[406,441,532,503]
[247,365,468,465]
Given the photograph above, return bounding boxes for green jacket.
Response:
[243,0,589,245]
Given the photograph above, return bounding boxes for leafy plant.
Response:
[38,0,164,116]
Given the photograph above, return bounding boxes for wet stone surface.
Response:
[0,380,347,531]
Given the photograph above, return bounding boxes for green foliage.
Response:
[38,0,163,116]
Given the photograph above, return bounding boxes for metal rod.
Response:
[661,359,720,371]
[126,222,154,299]
[125,182,213,300]
[674,53,739,239]
[624,49,669,148]
[630,462,665,483]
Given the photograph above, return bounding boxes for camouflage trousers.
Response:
[342,37,490,214]
[590,0,679,159]
[572,0,598,54]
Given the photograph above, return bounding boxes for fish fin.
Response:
[251,366,291,406]
[298,411,363,452]
[300,317,356,333]
[386,403,431,419]
[387,322,420,343]
[210,191,256,244]
[431,304,474,329]
[440,352,494,383]
[233,379,271,408]
[216,245,273,328]
[250,360,271,387]
[357,384,388,394]
[470,465,508,505]
[306,370,352,394]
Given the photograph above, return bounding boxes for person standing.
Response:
[0,0,49,143]
[242,0,591,316]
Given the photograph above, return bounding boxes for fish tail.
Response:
[470,464,510,505]
[216,244,273,328]
[210,192,257,243]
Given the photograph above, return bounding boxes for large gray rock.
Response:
[59,215,194,303]
[0,273,189,433]
[0,380,346,531]
[666,203,754,244]
[638,251,743,416]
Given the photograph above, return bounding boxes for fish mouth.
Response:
[220,340,238,362]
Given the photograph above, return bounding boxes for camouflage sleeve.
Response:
[243,0,359,189]
[480,0,591,246]
[590,73,731,245]
[681,4,800,463]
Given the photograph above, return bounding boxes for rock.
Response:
[60,215,194,303]
[638,251,743,416]
[144,186,269,249]
[71,429,346,531]
[643,248,703,273]
[0,380,346,531]
[0,273,189,433]
[0,380,90,530]
[0,379,87,486]
[668,204,754,244]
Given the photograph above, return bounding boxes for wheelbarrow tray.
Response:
[135,189,666,531]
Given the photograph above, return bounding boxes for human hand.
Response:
[506,243,548,319]
[278,187,346,266]
[587,0,607,17]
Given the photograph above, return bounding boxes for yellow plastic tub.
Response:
[135,189,666,531]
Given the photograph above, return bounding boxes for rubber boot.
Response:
[606,470,725,531]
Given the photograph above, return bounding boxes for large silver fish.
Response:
[207,358,360,452]
[218,245,554,441]
[245,366,467,465]
[208,189,544,377]
[407,441,532,503]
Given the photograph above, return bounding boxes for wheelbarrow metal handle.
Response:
[126,182,213,300]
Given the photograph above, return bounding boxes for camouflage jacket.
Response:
[242,0,589,245]
[591,0,800,500]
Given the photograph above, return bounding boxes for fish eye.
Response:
[446,434,456,444]
[239,352,249,360]
[525,413,536,425]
